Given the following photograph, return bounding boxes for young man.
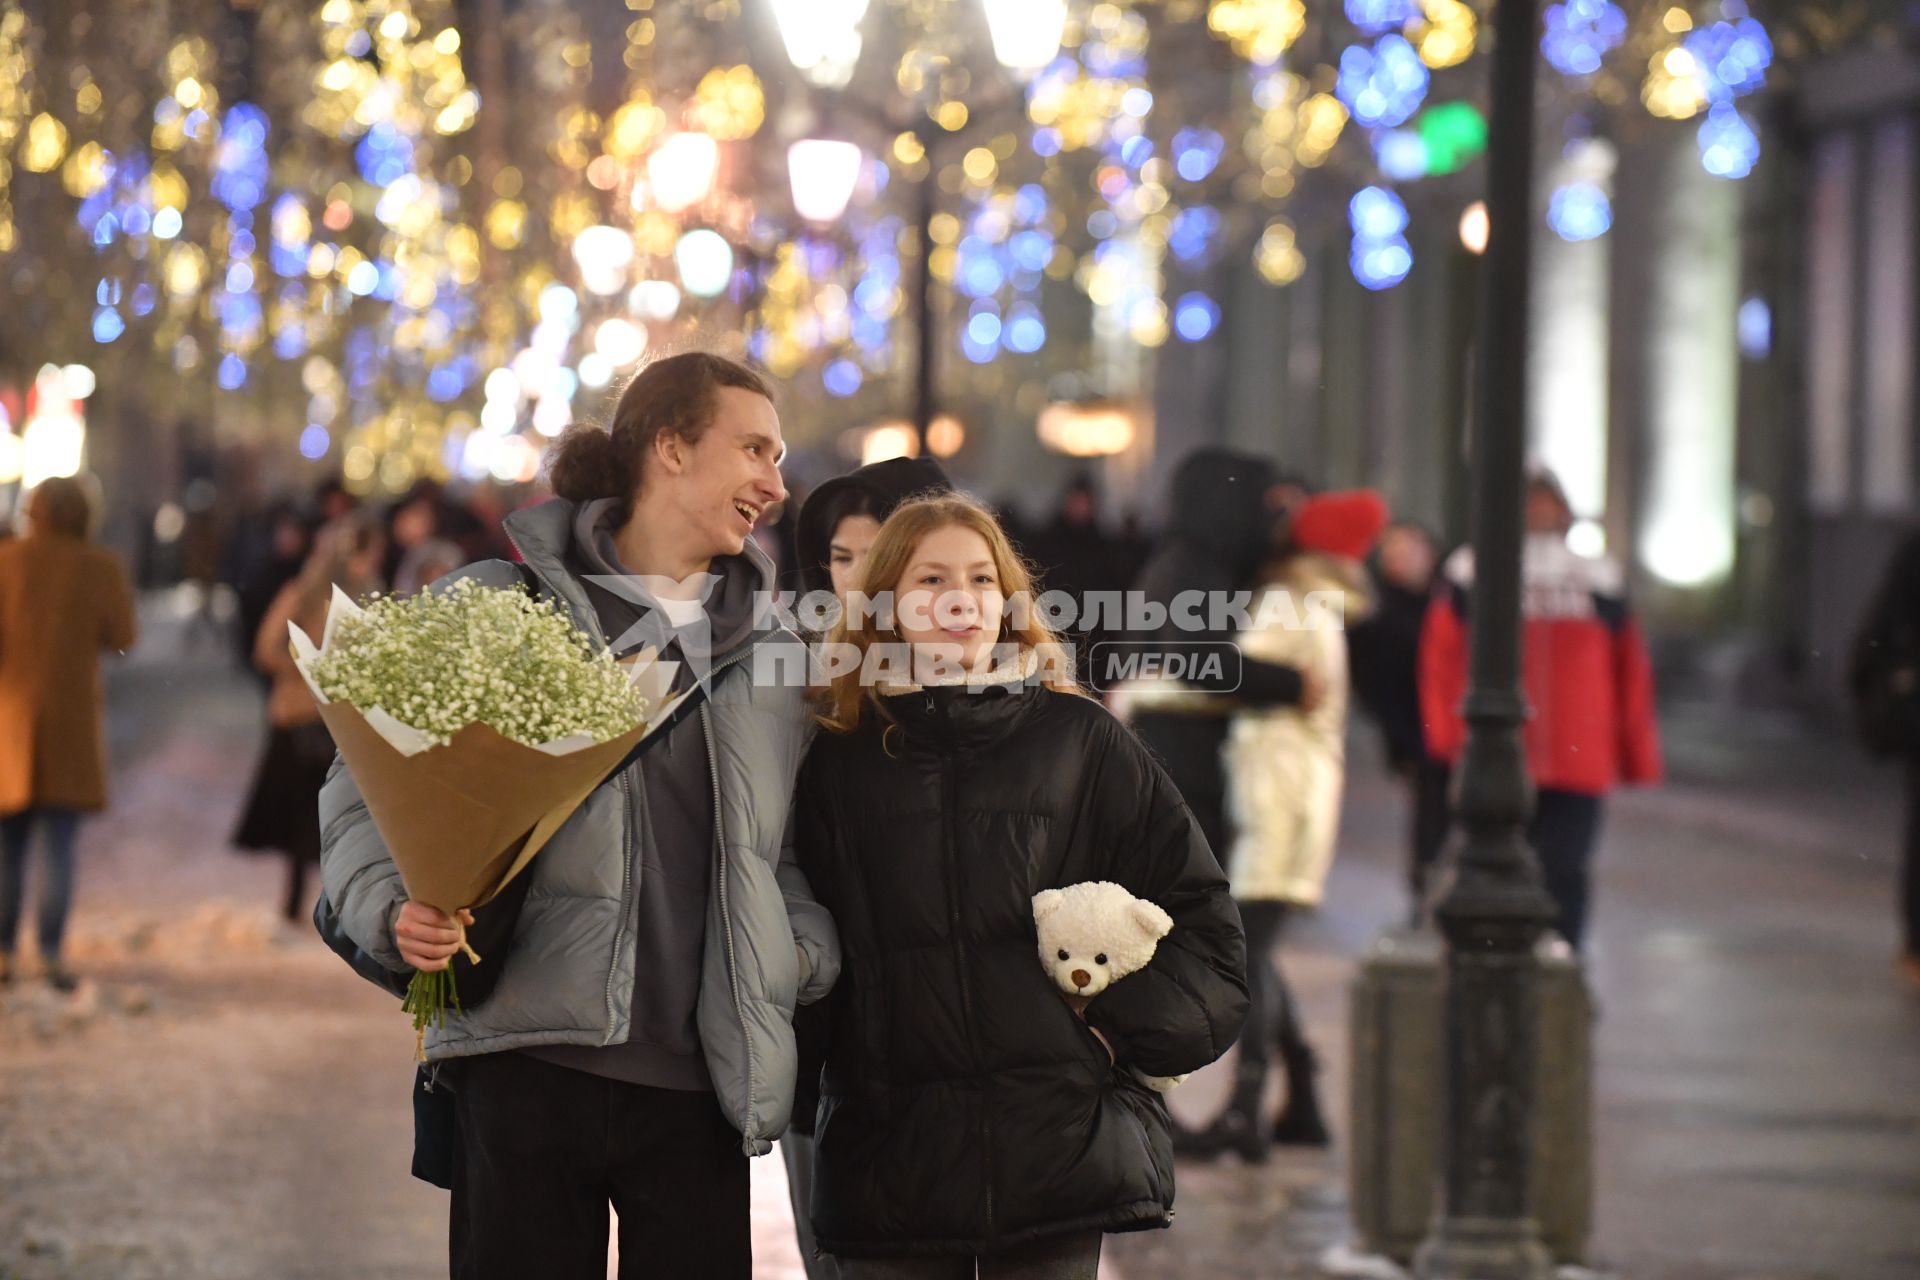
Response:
[319,353,839,1279]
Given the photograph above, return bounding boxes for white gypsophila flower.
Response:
[309,576,646,749]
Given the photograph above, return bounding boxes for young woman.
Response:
[234,514,386,922]
[794,494,1247,1279]
[1203,490,1388,1160]
[785,456,952,1280]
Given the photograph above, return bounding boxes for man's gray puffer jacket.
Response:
[317,499,840,1156]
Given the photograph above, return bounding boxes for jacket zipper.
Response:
[603,770,638,1044]
[929,691,995,1234]
[703,699,758,1137]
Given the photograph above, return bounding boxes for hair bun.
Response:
[545,426,633,503]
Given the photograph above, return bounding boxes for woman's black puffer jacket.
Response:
[794,679,1248,1259]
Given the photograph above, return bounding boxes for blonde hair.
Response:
[815,493,1082,734]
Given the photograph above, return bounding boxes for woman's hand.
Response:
[1064,993,1116,1065]
[395,901,474,972]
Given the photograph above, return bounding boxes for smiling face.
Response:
[892,523,1006,672]
[659,385,788,561]
[828,513,882,602]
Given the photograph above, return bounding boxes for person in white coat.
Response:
[1189,490,1387,1161]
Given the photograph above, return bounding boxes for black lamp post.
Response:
[1414,0,1559,1276]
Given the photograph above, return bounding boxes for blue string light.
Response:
[1349,187,1413,290]
[1168,205,1223,265]
[1547,182,1613,240]
[217,351,248,389]
[1173,293,1221,342]
[91,306,124,343]
[1375,130,1429,182]
[212,104,270,212]
[1345,0,1421,36]
[1172,128,1225,182]
[1349,186,1410,241]
[354,121,415,188]
[1350,235,1414,290]
[1684,16,1772,103]
[1698,103,1760,179]
[1542,0,1627,77]
[1337,36,1430,129]
[823,359,864,397]
[1004,302,1047,354]
[957,236,1007,298]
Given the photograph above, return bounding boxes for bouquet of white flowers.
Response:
[292,576,691,1051]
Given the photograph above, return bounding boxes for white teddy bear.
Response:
[1032,880,1188,1093]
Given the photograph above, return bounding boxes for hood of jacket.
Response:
[794,457,953,596]
[1168,449,1278,580]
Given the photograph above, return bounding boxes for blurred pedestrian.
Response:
[0,477,138,990]
[1420,467,1663,951]
[393,537,467,598]
[382,479,444,588]
[1848,528,1920,988]
[314,477,359,524]
[1196,490,1387,1160]
[180,479,228,648]
[233,515,386,922]
[231,502,315,684]
[1346,521,1448,919]
[784,454,951,1280]
[1025,472,1142,685]
[1117,449,1320,885]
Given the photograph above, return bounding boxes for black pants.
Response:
[1224,901,1315,1121]
[1407,758,1453,920]
[450,1052,750,1280]
[1903,758,1920,956]
[1531,790,1605,952]
[835,1231,1102,1279]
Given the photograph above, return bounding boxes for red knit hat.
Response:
[1289,490,1390,561]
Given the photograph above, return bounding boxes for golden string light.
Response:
[1207,0,1306,65]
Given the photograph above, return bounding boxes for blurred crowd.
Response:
[3,431,1916,1202]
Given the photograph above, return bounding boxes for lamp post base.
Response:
[1415,1214,1555,1280]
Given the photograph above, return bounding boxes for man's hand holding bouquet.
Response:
[291,576,690,1055]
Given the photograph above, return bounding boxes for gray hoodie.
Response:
[520,498,764,1090]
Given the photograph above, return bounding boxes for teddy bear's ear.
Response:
[1132,898,1174,940]
[1032,888,1066,923]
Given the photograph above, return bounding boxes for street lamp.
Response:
[769,0,869,89]
[1415,0,1559,1277]
[980,0,1070,74]
[788,139,865,223]
[768,0,1062,452]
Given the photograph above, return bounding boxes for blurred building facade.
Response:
[1105,17,1920,722]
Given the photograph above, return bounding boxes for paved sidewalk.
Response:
[1,595,1915,1279]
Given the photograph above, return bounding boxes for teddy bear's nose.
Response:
[1071,969,1092,989]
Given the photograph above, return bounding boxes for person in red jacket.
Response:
[1419,467,1662,950]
